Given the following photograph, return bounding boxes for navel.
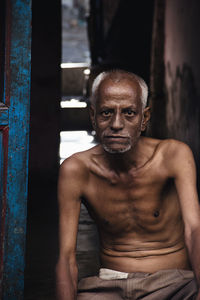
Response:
[153,210,160,218]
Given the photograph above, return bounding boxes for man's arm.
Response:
[56,156,85,300]
[170,141,200,298]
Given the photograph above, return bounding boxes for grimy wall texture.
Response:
[150,0,200,184]
[164,0,200,169]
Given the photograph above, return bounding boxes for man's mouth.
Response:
[104,135,128,138]
[103,135,129,142]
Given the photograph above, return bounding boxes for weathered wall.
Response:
[164,0,200,168]
[150,0,200,180]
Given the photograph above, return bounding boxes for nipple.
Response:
[154,210,160,218]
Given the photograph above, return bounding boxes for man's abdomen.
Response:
[100,244,191,273]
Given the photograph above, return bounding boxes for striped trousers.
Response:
[78,269,197,299]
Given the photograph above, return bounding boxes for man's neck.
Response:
[102,137,145,174]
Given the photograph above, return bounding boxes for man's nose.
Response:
[110,113,124,131]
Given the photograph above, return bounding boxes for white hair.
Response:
[91,70,148,109]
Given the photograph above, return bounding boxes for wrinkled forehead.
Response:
[96,76,142,105]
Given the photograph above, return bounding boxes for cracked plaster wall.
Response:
[164,0,200,169]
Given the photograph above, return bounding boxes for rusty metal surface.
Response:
[0,0,32,298]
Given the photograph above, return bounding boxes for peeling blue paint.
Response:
[0,0,32,299]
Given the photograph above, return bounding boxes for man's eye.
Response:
[124,110,135,116]
[101,110,111,117]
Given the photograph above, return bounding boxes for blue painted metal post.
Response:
[0,0,32,298]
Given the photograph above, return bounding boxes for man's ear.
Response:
[141,106,151,131]
[89,105,96,129]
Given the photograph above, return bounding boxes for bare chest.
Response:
[83,172,179,236]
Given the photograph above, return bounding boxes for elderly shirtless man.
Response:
[56,69,200,300]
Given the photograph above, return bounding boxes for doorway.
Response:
[25,1,155,299]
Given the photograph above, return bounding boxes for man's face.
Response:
[91,78,148,154]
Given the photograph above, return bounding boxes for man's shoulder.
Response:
[159,138,192,158]
[143,138,194,178]
[144,137,191,155]
[59,145,101,178]
[149,138,194,173]
[142,137,193,168]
